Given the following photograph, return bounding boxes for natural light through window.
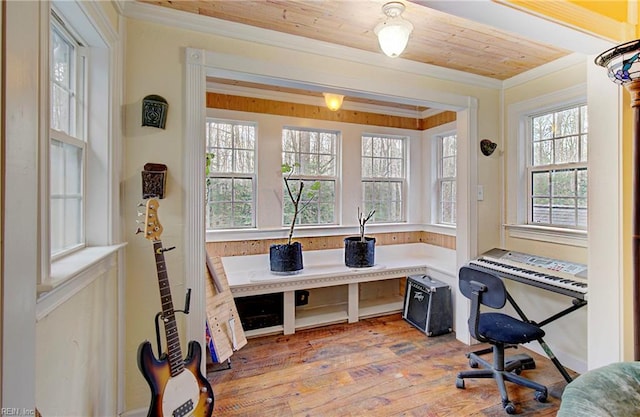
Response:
[529,104,587,229]
[206,119,257,229]
[282,127,337,226]
[361,134,406,223]
[50,13,86,256]
[438,133,456,225]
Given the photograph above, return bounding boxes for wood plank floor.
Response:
[207,314,576,416]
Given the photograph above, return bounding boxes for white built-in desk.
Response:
[222,243,456,337]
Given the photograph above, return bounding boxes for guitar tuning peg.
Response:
[137,201,146,207]
[137,211,145,217]
[135,228,143,235]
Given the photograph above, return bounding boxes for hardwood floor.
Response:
[207,314,576,416]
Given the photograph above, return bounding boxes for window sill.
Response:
[505,224,587,247]
[207,223,424,242]
[36,243,127,321]
[422,223,456,236]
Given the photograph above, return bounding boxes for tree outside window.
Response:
[282,127,337,226]
[362,134,406,223]
[529,105,587,228]
[206,119,256,229]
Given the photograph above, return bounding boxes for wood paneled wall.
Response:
[206,231,455,258]
[206,93,456,130]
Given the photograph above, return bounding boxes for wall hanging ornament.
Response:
[480,139,498,156]
[142,95,168,129]
[141,162,168,199]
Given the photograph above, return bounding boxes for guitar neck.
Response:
[152,240,184,377]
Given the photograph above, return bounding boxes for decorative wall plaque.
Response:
[142,163,168,199]
[142,95,168,129]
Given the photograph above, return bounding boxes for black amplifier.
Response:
[402,274,452,336]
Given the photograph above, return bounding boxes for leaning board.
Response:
[205,255,247,363]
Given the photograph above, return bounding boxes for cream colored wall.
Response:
[503,62,588,370]
[36,267,119,416]
[123,17,501,411]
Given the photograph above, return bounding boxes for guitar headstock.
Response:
[137,198,163,241]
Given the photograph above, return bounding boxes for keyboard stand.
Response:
[506,291,587,383]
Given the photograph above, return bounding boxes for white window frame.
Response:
[281,126,339,226]
[50,10,87,259]
[38,1,122,294]
[361,133,407,224]
[506,84,587,247]
[437,132,457,226]
[527,105,587,229]
[205,118,257,229]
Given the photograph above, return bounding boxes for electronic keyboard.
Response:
[468,248,588,301]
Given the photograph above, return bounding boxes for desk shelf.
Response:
[295,302,349,330]
[359,296,404,319]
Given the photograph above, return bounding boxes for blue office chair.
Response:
[455,266,548,414]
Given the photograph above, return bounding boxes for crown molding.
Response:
[122,1,503,90]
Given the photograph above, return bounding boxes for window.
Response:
[362,134,406,223]
[438,133,457,225]
[282,127,337,225]
[529,105,587,229]
[50,11,86,257]
[206,119,257,229]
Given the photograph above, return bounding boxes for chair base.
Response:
[456,345,548,414]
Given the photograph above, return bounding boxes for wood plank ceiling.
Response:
[138,0,569,80]
[138,0,570,125]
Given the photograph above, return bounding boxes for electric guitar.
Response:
[137,199,214,417]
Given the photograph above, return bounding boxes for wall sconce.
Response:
[323,93,344,111]
[142,94,168,129]
[374,2,413,58]
[480,139,498,156]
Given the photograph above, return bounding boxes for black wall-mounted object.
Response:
[142,94,168,129]
[142,163,167,199]
[480,139,498,156]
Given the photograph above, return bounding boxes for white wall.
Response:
[36,266,119,416]
[2,0,123,414]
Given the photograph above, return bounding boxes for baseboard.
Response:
[523,343,587,374]
[120,407,147,417]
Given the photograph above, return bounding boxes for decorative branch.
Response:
[282,163,319,245]
[358,207,376,242]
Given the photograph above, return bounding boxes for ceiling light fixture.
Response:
[374,2,413,58]
[323,93,344,111]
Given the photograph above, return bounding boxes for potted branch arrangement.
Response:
[344,207,376,268]
[269,163,320,274]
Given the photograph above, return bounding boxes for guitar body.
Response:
[138,340,214,417]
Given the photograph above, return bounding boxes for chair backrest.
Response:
[459,266,508,342]
[459,266,507,309]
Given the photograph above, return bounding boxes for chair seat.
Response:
[478,312,545,345]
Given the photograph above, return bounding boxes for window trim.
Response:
[525,105,587,230]
[39,0,121,293]
[506,83,587,246]
[423,121,457,231]
[361,133,408,224]
[49,17,88,258]
[437,132,457,226]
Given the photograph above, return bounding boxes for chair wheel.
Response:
[535,391,547,403]
[456,378,465,389]
[504,402,516,414]
[469,359,478,368]
[513,367,522,375]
